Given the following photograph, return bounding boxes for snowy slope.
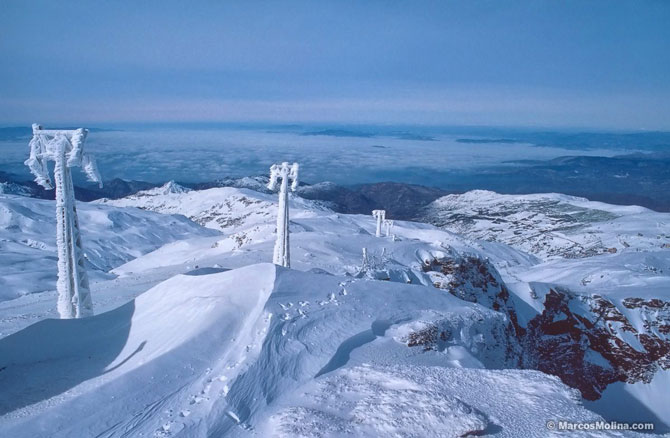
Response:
[96,182,330,233]
[421,190,670,260]
[101,185,670,432]
[0,264,621,438]
[421,190,670,430]
[1,185,669,436]
[0,194,219,301]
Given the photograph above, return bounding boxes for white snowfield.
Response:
[0,265,617,438]
[96,181,329,234]
[424,189,670,308]
[0,183,668,437]
[423,190,670,260]
[0,193,218,301]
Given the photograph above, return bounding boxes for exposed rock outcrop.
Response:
[414,252,670,402]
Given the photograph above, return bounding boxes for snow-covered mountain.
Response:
[96,182,330,231]
[1,186,668,436]
[421,190,670,427]
[420,190,670,260]
[0,193,218,302]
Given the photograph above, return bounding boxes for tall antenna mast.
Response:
[268,162,299,268]
[25,124,102,318]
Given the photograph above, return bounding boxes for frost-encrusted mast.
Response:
[268,162,299,268]
[372,209,385,237]
[384,219,394,237]
[25,124,102,318]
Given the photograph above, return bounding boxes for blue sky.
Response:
[1,0,669,129]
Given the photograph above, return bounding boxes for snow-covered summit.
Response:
[118,180,191,197]
[96,185,330,234]
[1,184,669,435]
[421,190,668,260]
[219,175,273,193]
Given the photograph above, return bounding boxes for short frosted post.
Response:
[268,162,299,268]
[25,124,102,318]
[372,210,385,237]
[362,247,369,271]
[384,219,394,237]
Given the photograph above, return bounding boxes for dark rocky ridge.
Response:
[297,181,449,219]
[0,174,159,202]
[1,172,450,219]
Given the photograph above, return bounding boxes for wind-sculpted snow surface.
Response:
[0,264,276,437]
[0,265,619,438]
[262,365,610,438]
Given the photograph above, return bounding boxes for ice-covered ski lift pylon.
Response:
[268,162,299,268]
[25,124,102,319]
[372,209,386,237]
[384,219,394,238]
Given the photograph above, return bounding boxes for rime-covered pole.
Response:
[268,162,299,268]
[25,124,102,319]
[372,210,385,237]
[384,219,394,237]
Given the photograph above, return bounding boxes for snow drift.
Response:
[0,264,613,437]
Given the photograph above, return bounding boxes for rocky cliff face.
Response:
[415,253,524,364]
[522,290,670,401]
[417,251,670,404]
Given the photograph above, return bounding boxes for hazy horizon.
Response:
[2,1,669,130]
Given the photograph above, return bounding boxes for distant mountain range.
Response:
[2,150,670,213]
